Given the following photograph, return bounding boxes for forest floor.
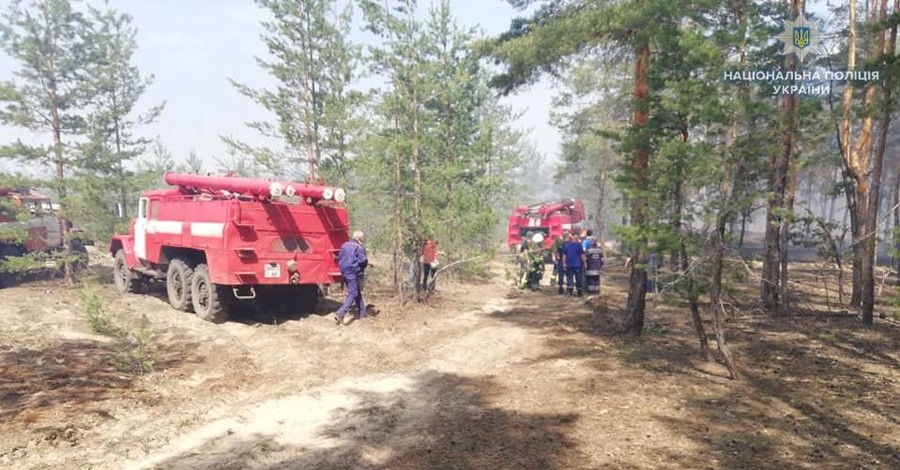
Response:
[1,248,899,470]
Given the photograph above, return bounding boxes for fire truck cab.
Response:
[109,173,350,323]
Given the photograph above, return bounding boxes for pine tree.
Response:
[358,0,429,296]
[70,1,163,238]
[0,0,95,284]
[226,0,359,182]
[138,136,175,189]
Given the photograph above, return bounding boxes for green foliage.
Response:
[67,2,162,239]
[355,0,526,270]
[80,283,119,336]
[0,250,53,274]
[225,0,361,183]
[80,284,158,375]
[1,0,161,261]
[114,314,158,375]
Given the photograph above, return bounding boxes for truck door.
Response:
[43,202,62,249]
[134,197,148,260]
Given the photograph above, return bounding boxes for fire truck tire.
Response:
[166,259,194,312]
[190,264,228,324]
[113,249,141,294]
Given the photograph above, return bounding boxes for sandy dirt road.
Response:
[1,251,899,469]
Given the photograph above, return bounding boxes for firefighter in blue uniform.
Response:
[551,230,568,294]
[562,232,586,296]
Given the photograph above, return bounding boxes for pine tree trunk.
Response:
[862,0,893,324]
[892,171,900,280]
[779,157,799,304]
[710,220,739,379]
[597,168,606,243]
[623,39,650,336]
[846,181,862,306]
[739,208,748,251]
[762,0,800,311]
[393,118,404,297]
[846,0,880,315]
[305,6,321,179]
[49,71,73,286]
[113,91,127,218]
[682,236,710,361]
[670,178,683,273]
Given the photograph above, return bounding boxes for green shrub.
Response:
[80,284,119,336]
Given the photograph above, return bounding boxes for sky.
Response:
[0,0,561,174]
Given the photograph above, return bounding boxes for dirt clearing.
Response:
[1,250,899,469]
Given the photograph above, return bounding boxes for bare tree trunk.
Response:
[623,38,651,336]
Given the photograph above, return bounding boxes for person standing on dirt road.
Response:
[333,230,369,326]
[421,237,439,292]
[562,232,586,296]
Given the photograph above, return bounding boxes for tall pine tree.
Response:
[0,0,94,284]
[226,0,359,183]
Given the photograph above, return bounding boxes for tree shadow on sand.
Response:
[0,340,187,427]
[646,315,900,469]
[486,278,900,469]
[144,371,583,470]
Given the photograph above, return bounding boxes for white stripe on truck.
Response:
[146,220,183,235]
[190,222,225,238]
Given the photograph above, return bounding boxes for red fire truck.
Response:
[506,199,585,251]
[109,172,349,323]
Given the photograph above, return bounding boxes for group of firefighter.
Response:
[516,229,603,296]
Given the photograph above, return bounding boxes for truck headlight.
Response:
[322,187,334,200]
[334,188,346,202]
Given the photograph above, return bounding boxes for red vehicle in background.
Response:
[109,172,349,323]
[0,187,87,262]
[506,199,585,251]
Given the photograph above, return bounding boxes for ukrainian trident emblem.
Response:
[793,27,810,48]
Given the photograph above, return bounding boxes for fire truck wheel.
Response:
[166,259,194,312]
[190,264,228,324]
[113,249,141,293]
